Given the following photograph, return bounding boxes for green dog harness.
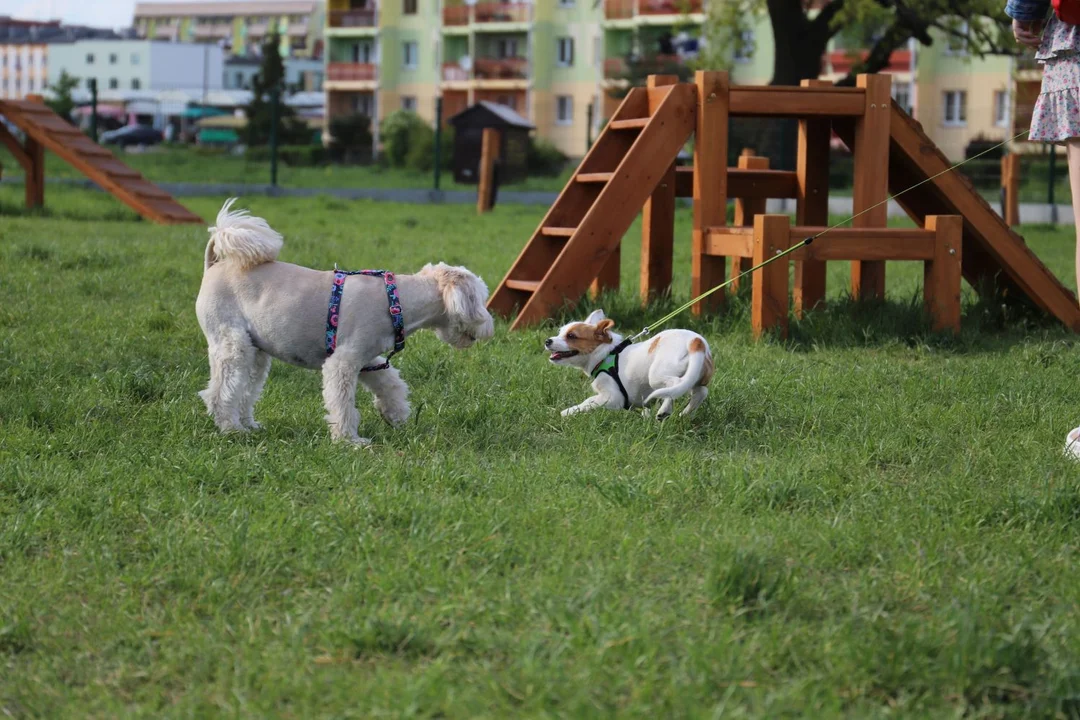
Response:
[590,339,632,410]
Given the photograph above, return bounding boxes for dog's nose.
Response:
[544,338,553,348]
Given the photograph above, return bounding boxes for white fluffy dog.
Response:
[195,198,494,445]
[545,309,713,419]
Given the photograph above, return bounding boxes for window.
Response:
[403,41,418,69]
[496,94,517,110]
[109,77,119,89]
[733,30,754,62]
[556,37,574,66]
[350,93,375,115]
[404,0,418,13]
[109,53,118,64]
[943,90,966,126]
[946,21,969,55]
[994,90,1009,127]
[131,52,140,65]
[132,78,141,90]
[235,71,245,86]
[86,53,95,64]
[401,95,417,111]
[496,38,519,59]
[352,42,373,63]
[892,81,911,114]
[556,95,572,125]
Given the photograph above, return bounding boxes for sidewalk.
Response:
[3,176,1075,225]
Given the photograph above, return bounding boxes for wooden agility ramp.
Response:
[487,72,1080,334]
[0,97,202,224]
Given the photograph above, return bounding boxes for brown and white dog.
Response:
[545,309,713,419]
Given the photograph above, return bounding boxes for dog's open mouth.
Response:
[549,350,579,361]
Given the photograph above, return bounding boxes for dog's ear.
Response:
[594,318,615,342]
[585,308,606,325]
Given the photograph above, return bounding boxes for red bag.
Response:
[1054,0,1080,26]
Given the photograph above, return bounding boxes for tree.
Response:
[245,33,311,145]
[701,0,1016,87]
[46,70,80,122]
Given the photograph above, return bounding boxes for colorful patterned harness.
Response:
[326,267,405,372]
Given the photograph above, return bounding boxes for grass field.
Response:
[5,186,1080,717]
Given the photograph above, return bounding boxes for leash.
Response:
[626,129,1031,343]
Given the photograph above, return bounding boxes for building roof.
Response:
[133,1,318,18]
[448,101,534,129]
[0,17,121,44]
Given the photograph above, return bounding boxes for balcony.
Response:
[827,48,912,75]
[194,22,233,39]
[442,4,470,25]
[605,54,681,78]
[287,21,309,36]
[638,0,702,14]
[474,2,530,23]
[153,23,178,39]
[329,8,378,27]
[442,62,470,82]
[603,57,627,78]
[604,0,635,19]
[474,56,527,80]
[327,62,378,82]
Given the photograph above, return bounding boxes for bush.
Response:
[404,124,454,173]
[527,138,567,176]
[328,113,374,164]
[379,110,430,168]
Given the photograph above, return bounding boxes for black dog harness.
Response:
[589,338,633,410]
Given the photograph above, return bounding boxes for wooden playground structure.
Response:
[487,71,1080,335]
[0,95,202,224]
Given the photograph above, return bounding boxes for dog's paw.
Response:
[560,408,574,417]
[377,401,411,428]
[242,418,263,431]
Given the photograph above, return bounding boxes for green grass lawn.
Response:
[5,186,1080,717]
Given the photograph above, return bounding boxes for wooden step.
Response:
[577,172,613,184]
[540,226,576,237]
[504,279,540,293]
[608,118,649,130]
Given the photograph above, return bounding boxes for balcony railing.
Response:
[603,57,627,78]
[442,62,470,82]
[194,23,233,38]
[827,49,912,74]
[638,0,702,13]
[327,62,378,82]
[442,5,470,25]
[474,2,531,23]
[604,0,635,18]
[329,8,378,27]
[474,56,528,79]
[153,23,178,38]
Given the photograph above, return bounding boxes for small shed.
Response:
[448,101,535,185]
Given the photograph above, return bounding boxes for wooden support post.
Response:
[1002,153,1020,227]
[730,152,767,291]
[924,215,963,333]
[692,70,730,315]
[625,74,678,303]
[639,161,676,303]
[851,74,891,301]
[794,78,831,317]
[751,214,791,340]
[477,127,500,215]
[23,94,46,210]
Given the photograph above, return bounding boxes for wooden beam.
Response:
[1001,153,1020,227]
[675,166,798,199]
[692,70,729,315]
[794,78,831,317]
[752,214,791,339]
[705,233,754,258]
[730,153,767,290]
[729,85,865,118]
[706,226,936,261]
[0,122,32,172]
[850,74,891,300]
[640,161,676,303]
[924,215,962,333]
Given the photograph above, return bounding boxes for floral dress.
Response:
[1031,14,1080,141]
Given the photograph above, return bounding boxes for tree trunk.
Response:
[767,0,832,86]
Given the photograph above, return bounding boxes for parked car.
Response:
[100,124,164,147]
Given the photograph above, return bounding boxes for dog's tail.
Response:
[204,197,283,271]
[643,337,711,405]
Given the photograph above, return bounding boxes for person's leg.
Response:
[1067,140,1080,294]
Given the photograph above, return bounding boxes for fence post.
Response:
[1048,143,1058,224]
[477,127,500,214]
[586,101,594,150]
[1001,153,1020,227]
[434,95,443,191]
[89,78,98,142]
[270,83,280,188]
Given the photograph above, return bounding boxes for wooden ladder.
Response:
[0,98,203,225]
[486,80,697,329]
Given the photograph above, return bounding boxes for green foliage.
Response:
[526,138,567,176]
[379,110,431,168]
[245,33,312,146]
[328,112,374,163]
[45,70,80,122]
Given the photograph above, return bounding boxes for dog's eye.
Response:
[566,332,576,340]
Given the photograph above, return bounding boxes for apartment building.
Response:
[47,39,225,96]
[325,0,773,156]
[133,1,325,59]
[0,16,120,101]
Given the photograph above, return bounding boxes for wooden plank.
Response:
[692,70,729,315]
[0,122,31,171]
[88,157,142,178]
[924,215,962,333]
[704,232,754,258]
[1002,153,1020,227]
[541,227,576,237]
[752,214,790,339]
[609,118,649,130]
[120,178,174,200]
[25,134,44,209]
[577,172,613,183]
[675,166,798,199]
[505,279,541,292]
[794,78,831,317]
[850,73,891,300]
[730,153,767,290]
[477,127,500,214]
[508,82,698,329]
[636,74,679,305]
[646,76,678,114]
[730,86,864,118]
[802,236,935,262]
